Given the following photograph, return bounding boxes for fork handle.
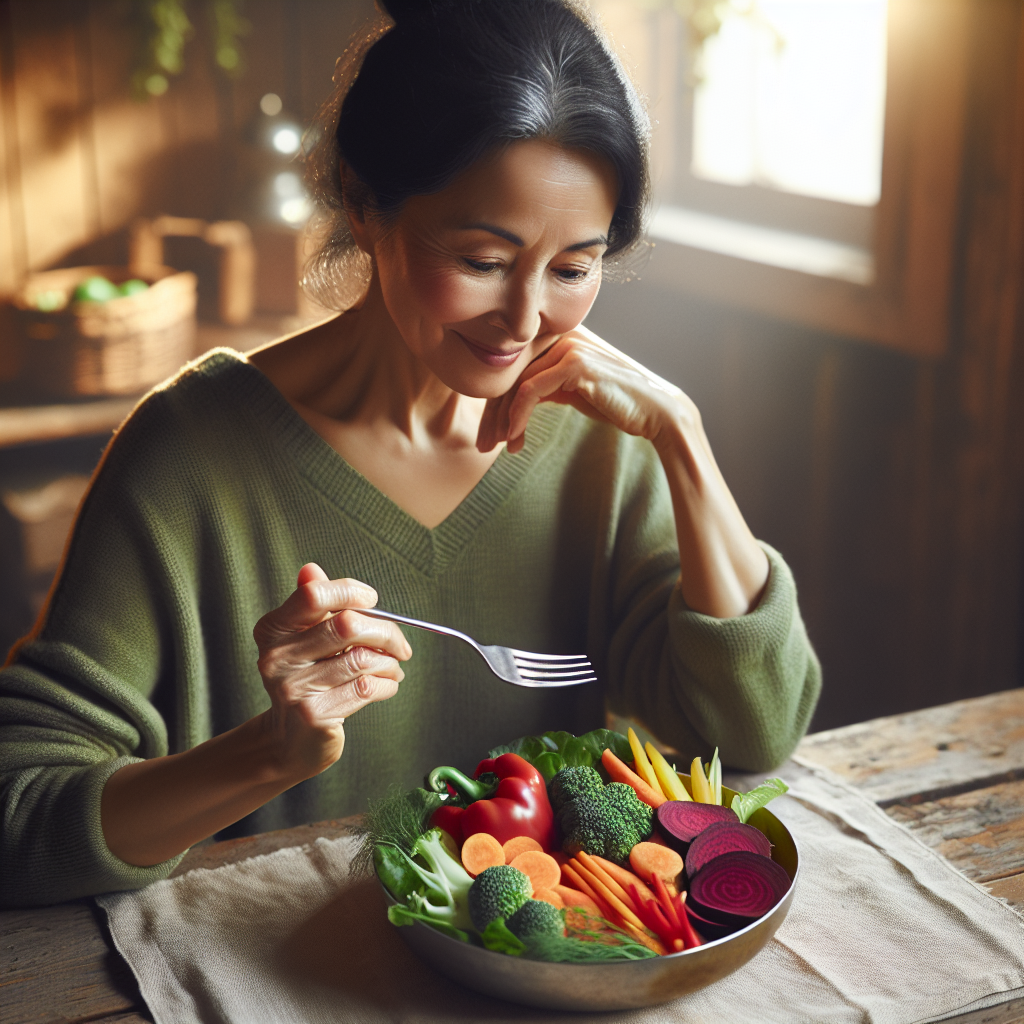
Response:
[357,607,476,648]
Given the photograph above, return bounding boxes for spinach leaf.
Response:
[487,735,549,762]
[577,728,632,765]
[533,751,567,783]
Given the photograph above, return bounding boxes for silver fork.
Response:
[358,607,596,688]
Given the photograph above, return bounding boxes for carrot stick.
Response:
[622,920,668,957]
[591,854,658,905]
[652,872,683,936]
[576,851,641,915]
[572,858,646,932]
[561,863,616,922]
[553,883,602,917]
[601,748,667,808]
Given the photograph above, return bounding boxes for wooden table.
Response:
[3,689,1023,1024]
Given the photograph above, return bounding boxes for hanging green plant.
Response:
[131,0,250,100]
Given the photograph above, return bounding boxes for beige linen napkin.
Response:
[97,761,1024,1024]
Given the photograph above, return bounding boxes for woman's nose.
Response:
[494,277,543,344]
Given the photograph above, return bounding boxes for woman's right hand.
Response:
[253,563,412,781]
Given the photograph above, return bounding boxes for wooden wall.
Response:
[1,0,1022,731]
[0,0,375,292]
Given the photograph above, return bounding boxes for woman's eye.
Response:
[463,258,501,274]
[555,266,591,282]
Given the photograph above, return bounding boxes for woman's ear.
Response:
[339,160,375,255]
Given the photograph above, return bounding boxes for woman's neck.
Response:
[252,275,486,449]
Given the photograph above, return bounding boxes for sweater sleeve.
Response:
[0,393,190,907]
[594,431,822,772]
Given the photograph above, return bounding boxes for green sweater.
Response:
[0,350,820,907]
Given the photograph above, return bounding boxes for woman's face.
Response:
[355,139,619,398]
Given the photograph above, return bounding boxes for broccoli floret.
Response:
[385,828,474,933]
[603,782,654,835]
[468,865,533,931]
[559,793,623,858]
[507,900,565,940]
[549,766,604,813]
[557,782,653,866]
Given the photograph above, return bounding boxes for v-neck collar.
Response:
[216,350,566,578]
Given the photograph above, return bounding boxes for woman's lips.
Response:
[455,331,525,368]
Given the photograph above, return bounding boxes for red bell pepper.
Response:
[427,752,557,851]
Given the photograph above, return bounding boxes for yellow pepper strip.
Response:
[645,742,690,801]
[628,728,665,798]
[690,756,713,803]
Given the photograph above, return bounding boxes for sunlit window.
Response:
[590,0,891,281]
[692,0,888,206]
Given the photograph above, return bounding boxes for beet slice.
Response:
[688,850,792,926]
[655,800,737,854]
[684,903,739,941]
[685,820,772,879]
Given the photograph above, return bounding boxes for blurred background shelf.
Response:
[0,315,305,449]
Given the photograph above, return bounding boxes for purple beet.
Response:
[685,820,773,879]
[688,850,792,927]
[684,903,739,941]
[655,800,737,854]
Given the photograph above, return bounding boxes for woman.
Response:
[0,0,820,907]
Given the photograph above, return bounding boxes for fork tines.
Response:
[511,650,596,685]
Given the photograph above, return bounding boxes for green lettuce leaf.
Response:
[729,778,789,824]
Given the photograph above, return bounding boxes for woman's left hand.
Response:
[476,325,693,455]
[476,325,769,618]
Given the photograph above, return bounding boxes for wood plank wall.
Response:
[0,0,375,293]
[0,0,1022,731]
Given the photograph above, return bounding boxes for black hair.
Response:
[304,0,650,310]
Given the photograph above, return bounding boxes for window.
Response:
[593,0,969,355]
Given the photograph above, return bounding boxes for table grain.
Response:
[3,690,1023,1024]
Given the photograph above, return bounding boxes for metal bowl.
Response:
[381,791,799,1011]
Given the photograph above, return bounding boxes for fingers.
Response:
[254,571,380,647]
[311,670,402,721]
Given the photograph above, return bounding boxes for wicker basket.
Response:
[14,265,197,397]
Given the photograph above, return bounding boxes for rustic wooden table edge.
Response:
[3,688,1023,1024]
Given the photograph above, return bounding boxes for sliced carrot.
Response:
[629,842,683,897]
[502,835,542,864]
[561,863,616,922]
[590,854,658,905]
[510,850,562,892]
[533,887,565,909]
[460,832,505,878]
[601,748,667,808]
[553,883,602,917]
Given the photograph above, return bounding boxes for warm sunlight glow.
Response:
[692,0,888,206]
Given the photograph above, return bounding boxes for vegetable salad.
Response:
[359,727,790,963]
